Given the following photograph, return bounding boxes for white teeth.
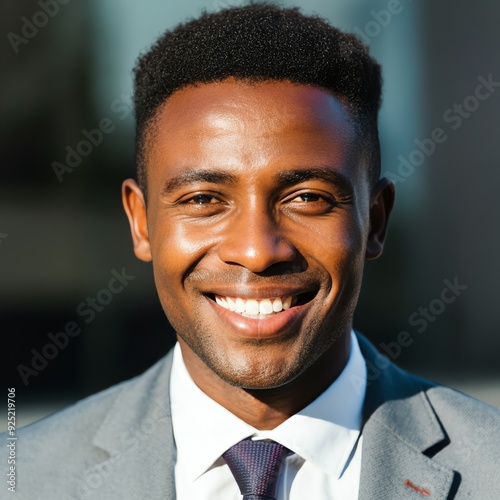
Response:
[259,299,273,315]
[235,298,245,313]
[226,297,236,311]
[272,298,283,312]
[282,296,292,310]
[246,299,259,315]
[214,295,296,316]
[216,296,229,308]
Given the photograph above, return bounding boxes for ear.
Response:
[122,179,152,262]
[366,177,395,260]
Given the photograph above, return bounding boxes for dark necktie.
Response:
[222,439,288,500]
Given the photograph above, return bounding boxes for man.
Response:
[3,4,499,499]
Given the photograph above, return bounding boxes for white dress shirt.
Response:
[170,331,367,499]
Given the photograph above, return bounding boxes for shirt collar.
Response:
[170,331,367,482]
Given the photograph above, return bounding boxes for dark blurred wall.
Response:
[419,1,500,374]
[1,2,174,401]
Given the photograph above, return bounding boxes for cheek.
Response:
[303,217,366,312]
[336,222,365,268]
[297,215,366,271]
[149,219,216,290]
[330,222,367,310]
[335,224,366,289]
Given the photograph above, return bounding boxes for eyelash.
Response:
[177,192,339,221]
[181,192,334,205]
[185,194,220,205]
[290,193,322,203]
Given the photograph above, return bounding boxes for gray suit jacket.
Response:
[3,333,500,499]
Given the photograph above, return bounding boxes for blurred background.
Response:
[1,0,499,430]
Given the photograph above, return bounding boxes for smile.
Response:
[214,295,295,319]
[205,290,317,338]
[209,290,317,320]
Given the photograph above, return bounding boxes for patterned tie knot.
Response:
[223,439,288,500]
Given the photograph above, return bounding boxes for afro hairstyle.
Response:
[133,2,383,192]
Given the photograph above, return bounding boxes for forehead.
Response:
[151,79,355,137]
[144,79,362,184]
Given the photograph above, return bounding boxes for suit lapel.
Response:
[357,334,459,500]
[88,350,176,500]
[65,334,461,499]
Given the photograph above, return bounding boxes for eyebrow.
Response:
[161,169,238,196]
[160,166,353,196]
[275,168,354,196]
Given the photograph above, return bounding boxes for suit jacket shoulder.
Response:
[357,333,500,500]
[1,350,176,500]
[3,335,499,499]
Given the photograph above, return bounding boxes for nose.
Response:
[217,206,297,273]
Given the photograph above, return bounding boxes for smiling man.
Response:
[5,4,500,500]
[123,78,383,415]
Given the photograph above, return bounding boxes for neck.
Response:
[179,334,351,430]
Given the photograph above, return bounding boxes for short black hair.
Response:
[134,3,383,192]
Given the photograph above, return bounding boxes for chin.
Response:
[212,348,315,391]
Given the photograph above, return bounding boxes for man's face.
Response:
[123,79,392,390]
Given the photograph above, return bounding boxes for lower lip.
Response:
[206,296,313,339]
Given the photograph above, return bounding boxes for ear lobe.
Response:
[122,179,152,262]
[366,177,395,260]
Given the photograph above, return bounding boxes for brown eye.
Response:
[188,194,216,204]
[297,193,320,202]
[290,192,325,203]
[285,191,337,215]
